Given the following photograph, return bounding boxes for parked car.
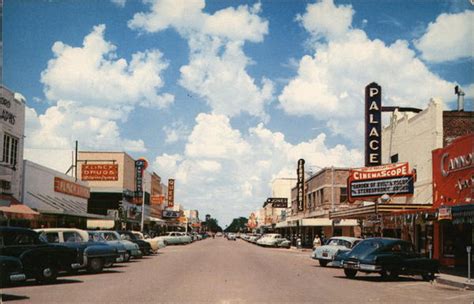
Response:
[216,232,223,237]
[88,231,129,263]
[0,255,26,286]
[277,238,291,248]
[0,227,78,283]
[311,236,361,267]
[96,230,142,260]
[227,233,236,241]
[334,238,439,281]
[257,234,283,247]
[117,231,153,255]
[132,231,167,252]
[156,232,192,245]
[36,228,119,273]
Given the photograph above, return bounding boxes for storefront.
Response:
[22,160,105,229]
[432,134,473,267]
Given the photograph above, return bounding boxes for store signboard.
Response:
[432,134,473,208]
[266,197,288,208]
[81,164,118,181]
[365,82,382,167]
[438,207,452,221]
[162,210,180,218]
[135,159,147,198]
[167,179,175,208]
[54,177,90,199]
[151,195,164,205]
[348,163,414,202]
[296,159,305,211]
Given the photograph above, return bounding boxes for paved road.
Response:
[1,237,473,303]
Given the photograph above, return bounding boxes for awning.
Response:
[146,216,166,224]
[26,191,105,219]
[275,219,299,229]
[0,195,39,220]
[300,218,358,227]
[329,203,434,220]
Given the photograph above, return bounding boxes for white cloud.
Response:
[25,102,146,172]
[279,1,455,139]
[415,10,474,62]
[129,0,272,119]
[163,120,190,144]
[41,24,174,111]
[111,0,126,8]
[153,113,363,225]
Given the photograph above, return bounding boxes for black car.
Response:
[0,227,78,283]
[117,231,152,256]
[0,255,26,286]
[334,238,438,281]
[36,228,120,273]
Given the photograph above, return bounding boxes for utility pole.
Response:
[331,166,335,236]
[74,140,78,182]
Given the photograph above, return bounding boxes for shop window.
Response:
[340,187,347,203]
[391,154,399,163]
[2,133,18,167]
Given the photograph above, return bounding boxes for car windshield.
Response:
[89,233,106,242]
[133,233,144,240]
[103,232,119,241]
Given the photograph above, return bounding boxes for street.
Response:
[1,237,473,304]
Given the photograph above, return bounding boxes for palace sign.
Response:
[365,82,382,167]
[348,163,414,202]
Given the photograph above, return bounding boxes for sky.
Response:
[3,0,473,227]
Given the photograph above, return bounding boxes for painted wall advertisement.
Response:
[348,162,414,202]
[54,177,90,199]
[432,134,473,208]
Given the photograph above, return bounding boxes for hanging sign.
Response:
[266,197,288,208]
[135,158,148,198]
[365,82,382,167]
[296,159,305,211]
[167,179,175,208]
[438,207,452,221]
[81,164,118,181]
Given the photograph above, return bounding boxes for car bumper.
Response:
[9,273,26,282]
[343,261,382,272]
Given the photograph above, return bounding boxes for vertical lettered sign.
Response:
[365,82,382,166]
[167,179,175,208]
[296,159,305,212]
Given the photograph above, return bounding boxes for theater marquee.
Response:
[348,163,414,202]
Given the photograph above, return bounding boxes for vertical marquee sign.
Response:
[296,159,305,211]
[167,179,175,208]
[365,82,382,167]
[135,158,148,199]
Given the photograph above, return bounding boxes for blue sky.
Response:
[3,0,473,226]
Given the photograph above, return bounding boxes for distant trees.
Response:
[224,217,248,233]
[203,217,222,233]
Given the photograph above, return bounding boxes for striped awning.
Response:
[329,203,434,220]
[0,195,39,220]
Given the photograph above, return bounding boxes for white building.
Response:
[381,99,444,205]
[0,86,25,200]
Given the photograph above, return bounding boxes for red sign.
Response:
[167,179,175,208]
[432,134,473,208]
[54,177,90,199]
[348,163,414,202]
[81,164,118,181]
[151,195,164,205]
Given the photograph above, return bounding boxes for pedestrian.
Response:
[320,233,326,245]
[313,234,322,249]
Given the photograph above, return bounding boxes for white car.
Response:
[311,236,362,267]
[227,233,236,241]
[155,232,192,245]
[132,231,166,252]
[256,234,283,247]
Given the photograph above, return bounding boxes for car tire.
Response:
[380,269,398,280]
[124,252,131,262]
[422,272,435,281]
[36,265,58,284]
[87,258,104,273]
[319,260,328,267]
[344,269,357,279]
[104,260,114,268]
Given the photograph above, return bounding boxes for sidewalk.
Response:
[435,266,474,290]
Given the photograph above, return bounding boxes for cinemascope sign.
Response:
[348,162,414,202]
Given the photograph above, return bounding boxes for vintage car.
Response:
[0,255,26,286]
[227,233,236,241]
[88,231,129,263]
[95,230,142,259]
[257,234,283,247]
[131,231,166,252]
[276,238,291,248]
[311,236,361,267]
[36,228,119,273]
[155,232,192,245]
[117,231,153,255]
[334,238,439,281]
[0,227,78,283]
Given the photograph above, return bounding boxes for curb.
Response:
[435,277,474,290]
